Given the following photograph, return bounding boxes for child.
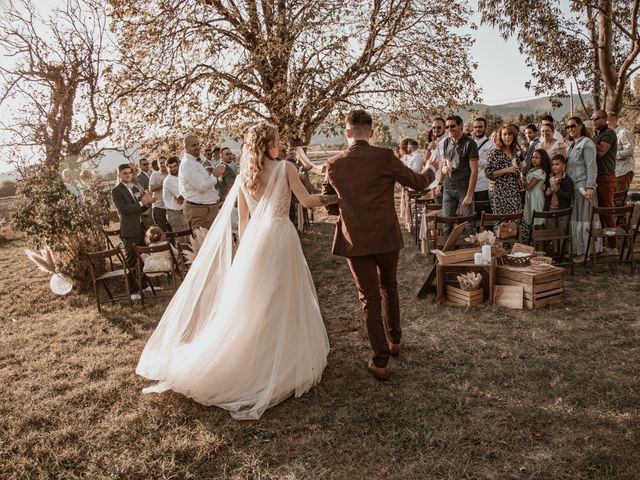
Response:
[544,153,574,230]
[523,148,550,226]
[141,226,178,276]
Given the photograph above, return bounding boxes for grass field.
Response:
[1,217,639,479]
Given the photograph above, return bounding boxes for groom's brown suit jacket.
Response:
[322,140,435,257]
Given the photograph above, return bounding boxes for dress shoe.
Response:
[367,359,391,381]
[388,340,404,356]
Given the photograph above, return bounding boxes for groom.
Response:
[322,109,437,380]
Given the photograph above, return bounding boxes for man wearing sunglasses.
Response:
[439,115,479,236]
[592,109,619,254]
[425,117,447,203]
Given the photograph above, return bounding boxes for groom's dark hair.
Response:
[345,109,373,130]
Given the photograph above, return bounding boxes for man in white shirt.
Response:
[608,111,636,205]
[426,117,447,203]
[404,139,423,173]
[163,156,189,234]
[149,156,170,232]
[472,117,495,211]
[179,135,226,230]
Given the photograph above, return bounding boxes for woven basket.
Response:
[503,253,531,267]
[530,256,553,271]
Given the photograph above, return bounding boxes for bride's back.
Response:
[243,159,284,203]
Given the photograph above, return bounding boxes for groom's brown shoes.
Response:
[388,340,404,356]
[367,359,391,381]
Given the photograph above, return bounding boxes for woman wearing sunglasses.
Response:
[565,116,600,261]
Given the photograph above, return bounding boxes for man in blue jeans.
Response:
[439,115,479,236]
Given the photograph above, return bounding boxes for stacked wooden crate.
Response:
[496,264,565,309]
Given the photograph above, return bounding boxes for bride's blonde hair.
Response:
[242,122,279,193]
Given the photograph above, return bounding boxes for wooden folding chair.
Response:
[422,203,443,255]
[167,227,193,244]
[86,247,133,313]
[433,214,476,251]
[474,200,491,223]
[531,206,574,274]
[413,194,434,245]
[479,211,524,244]
[133,242,184,306]
[585,204,635,273]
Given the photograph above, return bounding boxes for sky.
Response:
[0,0,536,173]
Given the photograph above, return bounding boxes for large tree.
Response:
[108,0,478,147]
[0,0,123,170]
[478,0,640,116]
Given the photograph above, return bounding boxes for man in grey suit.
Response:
[136,158,154,230]
[112,163,154,295]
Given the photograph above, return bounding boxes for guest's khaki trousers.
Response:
[183,203,219,231]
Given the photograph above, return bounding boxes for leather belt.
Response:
[185,200,219,206]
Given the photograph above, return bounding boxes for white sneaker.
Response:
[572,255,585,263]
[130,293,141,301]
[605,247,619,256]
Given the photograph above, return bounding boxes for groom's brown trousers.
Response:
[347,250,401,368]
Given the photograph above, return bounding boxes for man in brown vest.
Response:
[322,110,437,380]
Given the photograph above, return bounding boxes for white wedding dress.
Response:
[136,161,329,420]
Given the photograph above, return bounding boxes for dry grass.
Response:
[1,215,640,479]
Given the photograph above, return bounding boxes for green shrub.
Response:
[13,164,110,287]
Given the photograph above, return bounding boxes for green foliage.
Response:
[12,164,110,286]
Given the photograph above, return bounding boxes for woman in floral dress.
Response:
[485,124,527,243]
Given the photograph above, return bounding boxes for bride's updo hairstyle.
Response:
[242,122,279,193]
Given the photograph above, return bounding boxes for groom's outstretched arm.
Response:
[321,169,339,216]
[391,153,436,191]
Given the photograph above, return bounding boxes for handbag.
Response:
[497,221,518,239]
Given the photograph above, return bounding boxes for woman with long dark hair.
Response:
[565,116,600,260]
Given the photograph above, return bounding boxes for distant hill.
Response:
[464,94,594,121]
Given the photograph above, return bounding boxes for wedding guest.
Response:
[485,124,526,240]
[523,149,550,226]
[151,160,159,172]
[398,137,410,161]
[472,117,495,210]
[163,156,189,234]
[137,158,151,190]
[539,123,568,158]
[141,226,178,275]
[404,139,422,173]
[179,135,226,230]
[61,169,81,197]
[592,109,618,254]
[428,117,447,203]
[522,123,540,175]
[149,156,171,233]
[608,111,636,204]
[544,154,574,230]
[439,115,479,235]
[136,158,154,230]
[540,114,564,142]
[202,148,214,168]
[464,121,474,136]
[111,163,154,296]
[565,116,599,261]
[217,146,238,200]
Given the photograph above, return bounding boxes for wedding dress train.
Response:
[136,161,329,420]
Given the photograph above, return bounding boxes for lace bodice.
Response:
[240,162,291,217]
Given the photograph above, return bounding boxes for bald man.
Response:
[179,135,226,230]
[592,109,618,254]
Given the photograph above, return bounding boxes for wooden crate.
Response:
[446,286,484,306]
[496,264,565,309]
[432,243,504,265]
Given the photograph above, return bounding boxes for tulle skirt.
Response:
[138,217,329,420]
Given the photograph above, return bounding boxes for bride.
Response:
[136,122,338,420]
